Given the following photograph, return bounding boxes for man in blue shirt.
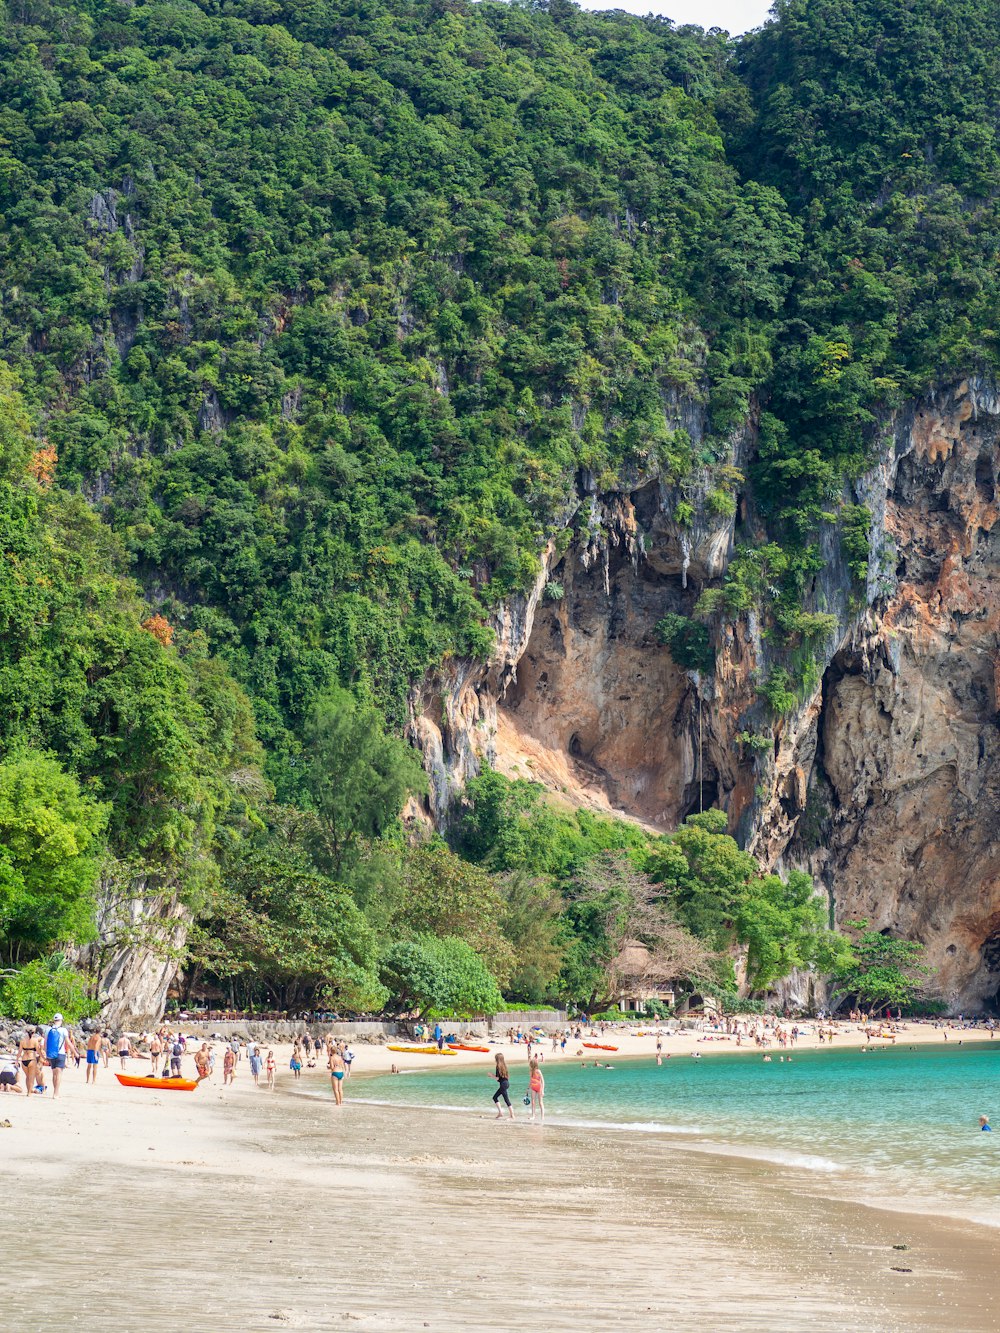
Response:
[44,1014,78,1099]
[979,1115,992,1131]
[434,1022,443,1051]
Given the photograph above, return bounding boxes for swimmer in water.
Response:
[980,1115,992,1132]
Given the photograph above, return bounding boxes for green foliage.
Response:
[0,750,107,966]
[301,687,426,876]
[734,870,851,991]
[831,921,933,1016]
[648,811,846,993]
[0,371,263,913]
[758,667,800,716]
[380,934,504,1018]
[840,504,872,587]
[0,954,100,1023]
[0,0,789,780]
[395,841,516,987]
[457,768,649,884]
[497,870,566,1004]
[563,851,716,1009]
[655,613,715,675]
[738,731,774,754]
[190,834,387,1013]
[0,0,991,1010]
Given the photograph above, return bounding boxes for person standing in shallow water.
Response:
[528,1058,545,1122]
[328,1046,346,1105]
[492,1053,514,1120]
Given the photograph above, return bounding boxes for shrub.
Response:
[655,613,714,674]
[0,955,99,1023]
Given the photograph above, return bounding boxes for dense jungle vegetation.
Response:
[0,0,995,1016]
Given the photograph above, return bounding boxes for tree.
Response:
[379,935,504,1017]
[497,870,565,1003]
[0,750,108,967]
[735,869,851,991]
[302,688,427,877]
[648,810,759,947]
[648,813,849,995]
[394,841,515,987]
[190,838,388,1013]
[831,922,932,1016]
[562,852,716,1009]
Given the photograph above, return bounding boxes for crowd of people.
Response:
[0,1017,358,1104]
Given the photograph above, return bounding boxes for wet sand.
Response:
[4,1067,1000,1332]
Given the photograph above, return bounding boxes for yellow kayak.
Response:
[386,1044,456,1055]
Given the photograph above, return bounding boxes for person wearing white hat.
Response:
[44,1015,77,1098]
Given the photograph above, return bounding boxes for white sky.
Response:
[575,0,774,36]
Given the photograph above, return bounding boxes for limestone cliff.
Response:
[410,378,1000,1013]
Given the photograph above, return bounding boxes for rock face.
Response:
[788,380,1000,1011]
[77,893,192,1030]
[411,378,1000,1012]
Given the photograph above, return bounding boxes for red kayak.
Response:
[116,1073,199,1092]
[582,1043,618,1052]
[447,1043,491,1053]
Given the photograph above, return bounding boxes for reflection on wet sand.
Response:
[4,1087,999,1332]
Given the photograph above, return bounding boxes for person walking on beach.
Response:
[265,1049,276,1090]
[290,1047,303,1079]
[118,1033,133,1070]
[328,1046,346,1105]
[45,1015,77,1098]
[169,1035,184,1077]
[223,1045,236,1085]
[195,1044,211,1082]
[343,1045,354,1078]
[492,1053,514,1120]
[528,1058,545,1122]
[434,1022,444,1052]
[249,1044,262,1086]
[85,1029,102,1084]
[149,1032,163,1077]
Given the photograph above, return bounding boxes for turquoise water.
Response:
[360,1044,1000,1225]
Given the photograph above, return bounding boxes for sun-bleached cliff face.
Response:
[410,379,1000,1012]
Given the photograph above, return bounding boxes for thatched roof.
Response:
[614,941,678,984]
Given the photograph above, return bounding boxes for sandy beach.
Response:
[3,1021,1000,1333]
[322,1016,1000,1075]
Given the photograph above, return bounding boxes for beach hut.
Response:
[612,942,676,1014]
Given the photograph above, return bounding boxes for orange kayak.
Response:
[447,1043,490,1053]
[116,1073,199,1091]
[582,1043,618,1051]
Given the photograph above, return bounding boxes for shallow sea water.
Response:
[358,1042,1000,1225]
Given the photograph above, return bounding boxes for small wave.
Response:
[551,1116,703,1135]
[679,1140,844,1173]
[349,1098,704,1134]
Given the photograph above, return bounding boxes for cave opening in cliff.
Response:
[978,933,1000,1014]
[681,777,719,821]
[975,452,996,504]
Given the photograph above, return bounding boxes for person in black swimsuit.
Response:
[492,1053,514,1120]
[17,1028,43,1096]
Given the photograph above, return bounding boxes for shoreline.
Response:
[5,1071,1000,1332]
[4,1021,999,1331]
